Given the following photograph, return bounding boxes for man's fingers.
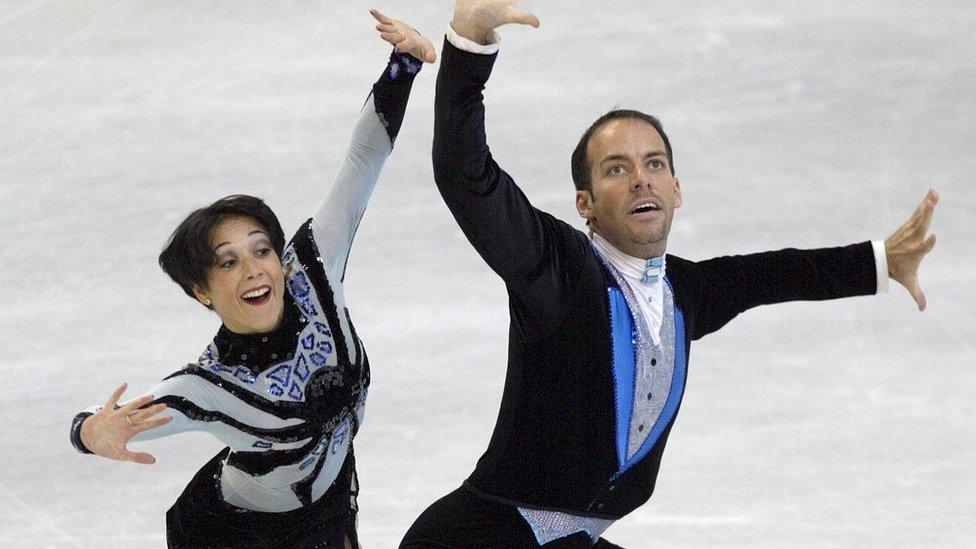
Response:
[379,31,400,45]
[505,8,540,28]
[909,281,927,311]
[369,8,393,25]
[375,22,398,34]
[104,383,127,409]
[917,190,938,233]
[923,233,937,254]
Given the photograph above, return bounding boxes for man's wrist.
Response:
[447,22,500,55]
[450,19,492,45]
[871,240,889,293]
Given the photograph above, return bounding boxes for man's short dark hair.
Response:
[571,109,675,192]
[159,195,286,305]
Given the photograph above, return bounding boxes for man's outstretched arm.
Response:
[690,190,939,339]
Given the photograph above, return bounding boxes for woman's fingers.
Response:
[118,394,155,415]
[420,41,437,63]
[133,414,173,433]
[122,449,157,465]
[369,8,393,25]
[104,383,127,410]
[371,11,435,62]
[127,403,167,424]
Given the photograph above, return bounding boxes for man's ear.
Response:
[576,189,595,221]
[674,179,682,209]
[192,284,212,308]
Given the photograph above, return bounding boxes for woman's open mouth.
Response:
[240,286,272,306]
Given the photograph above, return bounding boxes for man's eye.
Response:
[607,165,625,176]
[649,159,664,170]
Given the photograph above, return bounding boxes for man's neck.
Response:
[589,229,666,261]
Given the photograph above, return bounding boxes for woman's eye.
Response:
[220,259,236,269]
[257,248,271,257]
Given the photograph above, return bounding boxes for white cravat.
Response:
[590,232,666,345]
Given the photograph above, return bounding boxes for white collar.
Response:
[590,231,666,285]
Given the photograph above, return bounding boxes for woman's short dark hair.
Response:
[571,109,675,192]
[159,195,286,305]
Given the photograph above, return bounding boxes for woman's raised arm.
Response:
[310,10,434,281]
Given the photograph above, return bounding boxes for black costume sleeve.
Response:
[433,39,587,326]
[688,242,878,340]
[69,412,94,454]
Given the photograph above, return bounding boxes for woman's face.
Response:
[192,216,286,334]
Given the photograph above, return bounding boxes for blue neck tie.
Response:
[641,256,664,285]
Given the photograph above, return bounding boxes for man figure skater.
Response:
[402,1,938,546]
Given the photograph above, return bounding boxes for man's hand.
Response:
[451,0,540,45]
[885,189,938,311]
[371,9,436,63]
[80,383,171,464]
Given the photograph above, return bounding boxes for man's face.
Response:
[575,118,681,259]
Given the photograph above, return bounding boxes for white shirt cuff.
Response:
[871,240,889,293]
[446,24,500,55]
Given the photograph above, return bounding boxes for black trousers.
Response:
[166,447,359,548]
[401,486,623,548]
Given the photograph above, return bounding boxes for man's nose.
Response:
[631,166,652,190]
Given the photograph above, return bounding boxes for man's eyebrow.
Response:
[599,150,668,165]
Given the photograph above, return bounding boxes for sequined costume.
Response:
[400,36,880,547]
[69,50,423,548]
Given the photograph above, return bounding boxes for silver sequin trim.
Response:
[517,507,614,545]
[597,253,677,460]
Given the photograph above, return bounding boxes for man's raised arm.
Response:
[433,1,562,285]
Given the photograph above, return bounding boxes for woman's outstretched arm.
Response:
[311,10,434,281]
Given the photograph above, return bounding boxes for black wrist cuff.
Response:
[70,412,94,454]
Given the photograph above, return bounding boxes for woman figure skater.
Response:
[67,10,434,548]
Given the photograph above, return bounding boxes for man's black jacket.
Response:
[433,39,877,519]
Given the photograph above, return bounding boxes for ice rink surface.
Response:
[2,1,974,547]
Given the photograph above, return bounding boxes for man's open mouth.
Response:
[631,202,661,214]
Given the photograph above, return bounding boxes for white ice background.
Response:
[1,1,974,547]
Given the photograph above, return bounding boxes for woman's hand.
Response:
[80,383,172,464]
[371,8,437,63]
